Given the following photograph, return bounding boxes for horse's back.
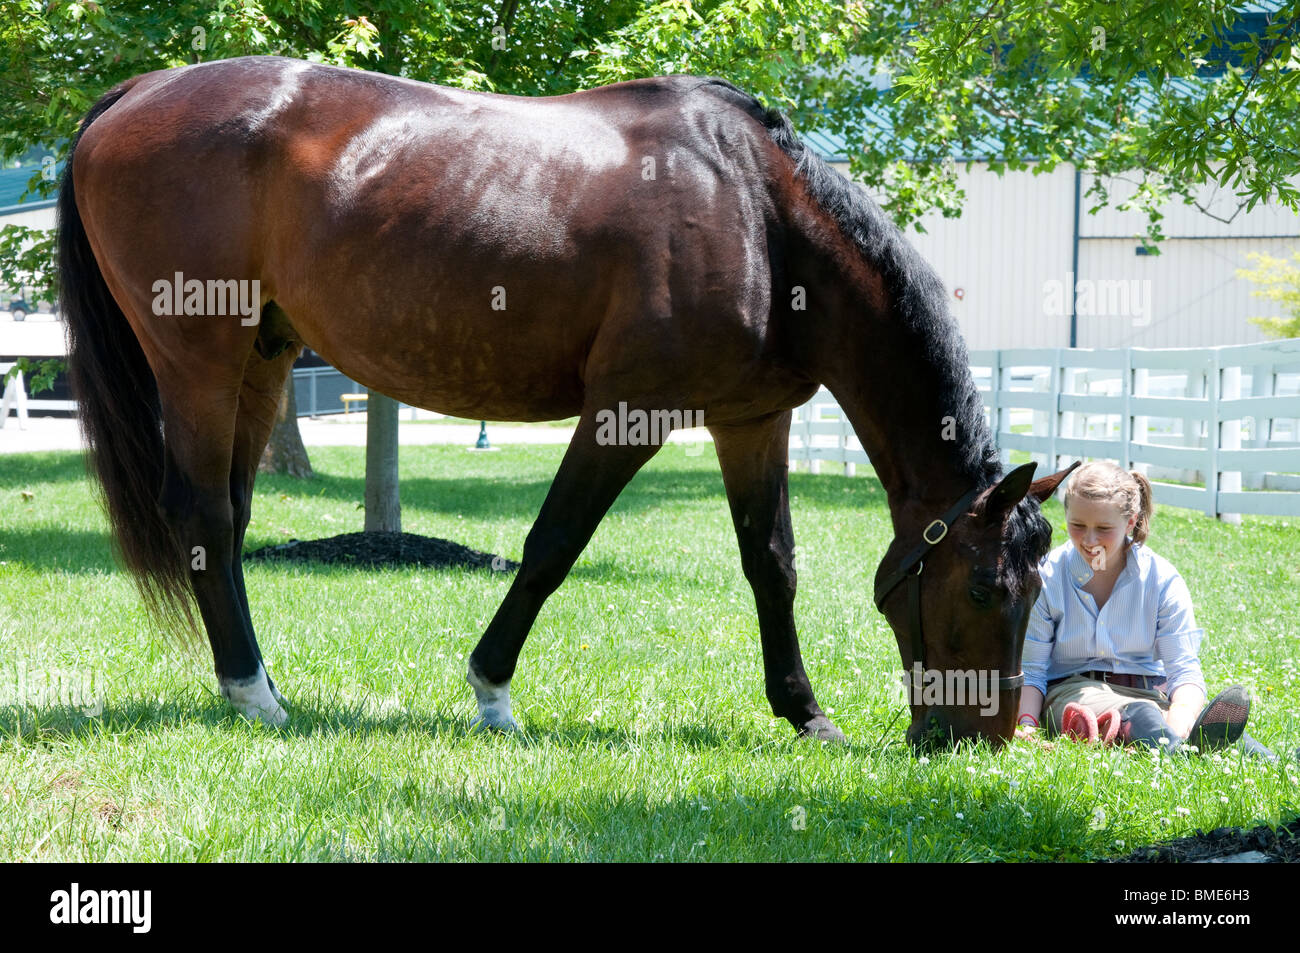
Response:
[75,58,798,420]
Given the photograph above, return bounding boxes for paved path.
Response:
[0,413,713,454]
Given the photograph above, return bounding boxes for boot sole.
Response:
[1189,687,1251,750]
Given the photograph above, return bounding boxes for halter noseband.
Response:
[873,487,1026,700]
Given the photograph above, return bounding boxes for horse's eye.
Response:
[969,586,993,608]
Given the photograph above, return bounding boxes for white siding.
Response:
[825,160,1300,350]
[1074,237,1296,348]
[1079,172,1300,239]
[0,205,55,230]
[908,162,1076,350]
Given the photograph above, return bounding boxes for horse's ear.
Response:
[1028,460,1081,504]
[978,462,1038,525]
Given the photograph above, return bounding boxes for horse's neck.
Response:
[793,222,989,524]
[832,355,979,526]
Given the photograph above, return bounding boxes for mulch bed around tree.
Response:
[1104,816,1300,863]
[244,531,519,572]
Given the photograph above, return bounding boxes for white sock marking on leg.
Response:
[466,665,518,730]
[220,662,288,726]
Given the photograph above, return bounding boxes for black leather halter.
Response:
[873,487,1026,697]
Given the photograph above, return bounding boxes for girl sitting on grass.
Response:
[1014,460,1279,759]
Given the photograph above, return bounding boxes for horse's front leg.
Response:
[466,407,663,731]
[709,412,845,742]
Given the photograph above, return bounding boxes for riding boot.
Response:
[1119,701,1179,754]
[1235,732,1279,762]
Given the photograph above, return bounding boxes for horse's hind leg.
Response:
[149,344,288,725]
[708,412,845,742]
[226,338,302,708]
[466,409,664,730]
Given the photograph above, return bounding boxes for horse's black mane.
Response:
[694,78,1052,592]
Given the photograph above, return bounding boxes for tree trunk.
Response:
[364,389,402,533]
[258,374,314,478]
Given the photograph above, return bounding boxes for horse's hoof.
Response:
[466,664,518,733]
[228,695,287,726]
[220,664,289,727]
[470,708,521,733]
[798,716,847,743]
[251,701,289,727]
[267,678,288,708]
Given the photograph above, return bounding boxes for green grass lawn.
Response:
[1,444,1297,861]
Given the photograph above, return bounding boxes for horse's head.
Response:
[875,461,1079,752]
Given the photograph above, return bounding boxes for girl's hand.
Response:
[1014,725,1055,749]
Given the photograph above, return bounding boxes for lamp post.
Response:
[475,420,490,449]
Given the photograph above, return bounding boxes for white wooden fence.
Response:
[1,363,76,429]
[789,339,1300,520]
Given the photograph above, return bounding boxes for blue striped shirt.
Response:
[1022,540,1206,698]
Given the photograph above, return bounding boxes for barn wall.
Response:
[826,160,1300,350]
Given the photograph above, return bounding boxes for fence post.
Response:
[788,400,799,472]
[791,395,812,473]
[1131,363,1149,478]
[808,395,821,475]
[1247,363,1274,490]
[991,350,1010,467]
[1182,365,1204,485]
[1081,369,1102,442]
[1205,351,1221,519]
[1219,357,1242,524]
[1060,359,1078,457]
[1047,349,1061,472]
[0,366,30,430]
[1120,350,1132,470]
[841,408,855,477]
[986,350,998,459]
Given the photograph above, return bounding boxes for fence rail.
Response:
[789,339,1300,520]
[293,365,358,417]
[1,362,420,427]
[292,365,422,420]
[1,363,76,428]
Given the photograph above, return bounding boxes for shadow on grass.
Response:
[0,527,116,573]
[0,698,1123,861]
[0,696,845,756]
[256,465,885,522]
[238,557,721,590]
[0,452,90,488]
[0,698,466,742]
[2,463,886,573]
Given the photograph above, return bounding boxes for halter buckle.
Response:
[922,519,948,545]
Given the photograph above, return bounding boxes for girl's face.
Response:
[1065,496,1137,572]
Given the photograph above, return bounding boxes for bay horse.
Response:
[60,56,1075,749]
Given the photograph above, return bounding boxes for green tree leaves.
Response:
[1,0,1296,293]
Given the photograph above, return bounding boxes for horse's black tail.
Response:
[60,83,200,646]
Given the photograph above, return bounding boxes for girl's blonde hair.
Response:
[1063,460,1155,544]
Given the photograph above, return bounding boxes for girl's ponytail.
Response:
[1129,470,1154,543]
